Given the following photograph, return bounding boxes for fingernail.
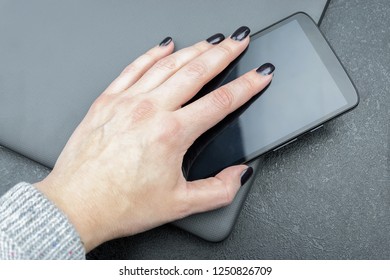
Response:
[206,33,225,45]
[230,26,251,41]
[240,167,253,186]
[159,36,172,47]
[256,63,275,76]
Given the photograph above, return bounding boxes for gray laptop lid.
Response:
[0,0,328,167]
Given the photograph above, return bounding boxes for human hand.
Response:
[34,27,274,252]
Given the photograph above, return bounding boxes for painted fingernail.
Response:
[159,36,172,47]
[240,167,253,186]
[206,33,225,45]
[230,26,251,41]
[256,63,275,76]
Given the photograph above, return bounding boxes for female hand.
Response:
[34,27,274,252]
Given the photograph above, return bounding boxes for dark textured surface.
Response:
[0,0,389,259]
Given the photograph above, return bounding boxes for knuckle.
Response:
[239,75,256,93]
[122,63,138,74]
[142,51,155,62]
[122,51,156,74]
[132,52,155,70]
[211,87,235,110]
[223,184,235,205]
[90,95,109,112]
[191,43,208,55]
[184,61,208,79]
[130,98,156,123]
[156,116,182,143]
[216,44,234,58]
[154,56,177,71]
[211,178,235,206]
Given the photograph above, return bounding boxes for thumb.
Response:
[184,165,254,216]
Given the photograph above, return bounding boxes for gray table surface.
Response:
[1,0,389,259]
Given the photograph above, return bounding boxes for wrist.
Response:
[34,178,101,252]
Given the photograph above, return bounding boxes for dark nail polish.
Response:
[256,63,275,76]
[206,33,225,45]
[240,167,253,186]
[230,26,250,41]
[159,36,172,47]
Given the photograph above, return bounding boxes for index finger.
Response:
[176,63,275,144]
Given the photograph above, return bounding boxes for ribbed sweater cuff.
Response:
[0,182,85,259]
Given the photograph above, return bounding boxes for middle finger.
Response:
[130,33,225,94]
[153,26,251,110]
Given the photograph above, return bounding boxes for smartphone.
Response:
[183,12,359,181]
[174,13,358,242]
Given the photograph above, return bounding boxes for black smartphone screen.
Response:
[185,14,358,180]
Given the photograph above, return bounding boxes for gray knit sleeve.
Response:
[0,182,85,259]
